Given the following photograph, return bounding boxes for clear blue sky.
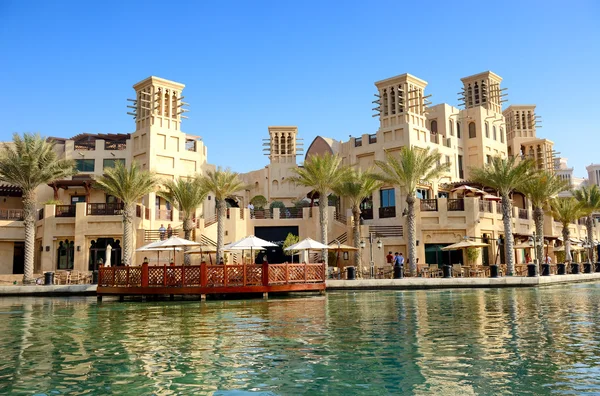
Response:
[1,0,598,176]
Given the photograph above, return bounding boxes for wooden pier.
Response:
[97,262,326,298]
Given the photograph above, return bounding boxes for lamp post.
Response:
[360,232,382,278]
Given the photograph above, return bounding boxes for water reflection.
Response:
[0,285,599,394]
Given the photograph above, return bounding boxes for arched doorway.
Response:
[89,238,122,270]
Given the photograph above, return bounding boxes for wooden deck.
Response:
[97,262,326,297]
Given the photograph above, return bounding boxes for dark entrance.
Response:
[12,242,24,274]
[425,244,463,266]
[254,226,299,264]
[89,238,122,270]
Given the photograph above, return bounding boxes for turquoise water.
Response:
[1,285,600,395]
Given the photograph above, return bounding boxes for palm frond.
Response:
[157,176,208,220]
[199,167,247,202]
[94,161,157,204]
[572,185,600,216]
[470,156,535,196]
[550,197,584,227]
[0,133,76,194]
[521,171,569,209]
[288,152,350,196]
[373,146,449,194]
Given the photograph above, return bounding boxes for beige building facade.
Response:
[0,71,598,279]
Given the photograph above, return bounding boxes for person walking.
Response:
[159,224,166,240]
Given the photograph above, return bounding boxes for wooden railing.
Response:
[447,199,464,211]
[98,262,326,289]
[334,210,346,223]
[518,208,528,219]
[205,215,217,227]
[156,209,173,221]
[479,200,492,213]
[420,199,438,212]
[144,229,183,242]
[280,207,303,219]
[87,203,124,216]
[56,205,76,217]
[252,209,272,219]
[0,209,24,221]
[378,206,396,218]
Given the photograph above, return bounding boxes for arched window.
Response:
[468,122,476,138]
[430,120,438,133]
[448,120,454,136]
[493,126,497,140]
[500,127,504,143]
[272,180,279,191]
[485,122,489,138]
[457,122,461,138]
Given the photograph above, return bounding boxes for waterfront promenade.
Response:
[1,273,600,296]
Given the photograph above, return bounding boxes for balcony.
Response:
[518,208,528,220]
[280,207,303,219]
[447,199,464,211]
[479,200,492,213]
[56,205,76,218]
[104,141,127,150]
[0,209,24,221]
[87,203,124,216]
[379,206,396,218]
[156,209,173,221]
[361,208,373,220]
[420,199,438,212]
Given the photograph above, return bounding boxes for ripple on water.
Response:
[0,286,600,394]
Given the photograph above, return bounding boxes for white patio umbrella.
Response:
[285,238,330,263]
[136,245,182,264]
[105,244,112,267]
[147,236,202,265]
[441,239,489,266]
[451,185,487,195]
[227,235,278,264]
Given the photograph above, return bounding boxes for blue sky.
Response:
[1,0,598,176]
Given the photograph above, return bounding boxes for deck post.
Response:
[263,292,268,299]
[201,263,207,287]
[163,265,167,287]
[97,295,102,302]
[141,263,149,287]
[119,295,124,302]
[200,294,206,301]
[262,263,269,286]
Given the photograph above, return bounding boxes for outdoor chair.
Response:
[54,271,70,285]
[452,264,464,277]
[428,264,443,278]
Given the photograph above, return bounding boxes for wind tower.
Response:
[126,76,207,231]
[456,71,509,177]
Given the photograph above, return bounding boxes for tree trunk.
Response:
[352,205,361,273]
[319,193,328,266]
[562,223,571,263]
[587,215,595,263]
[22,192,36,284]
[502,194,515,276]
[183,217,193,265]
[406,194,417,276]
[122,203,134,266]
[216,199,226,264]
[533,206,544,275]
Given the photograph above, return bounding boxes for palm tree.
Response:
[199,167,246,264]
[334,168,382,273]
[521,171,568,270]
[374,147,449,276]
[288,153,350,265]
[0,133,75,283]
[157,177,208,265]
[550,197,584,264]
[471,156,535,276]
[572,185,600,263]
[94,161,157,266]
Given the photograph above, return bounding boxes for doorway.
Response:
[254,226,299,264]
[89,238,122,270]
[12,242,24,274]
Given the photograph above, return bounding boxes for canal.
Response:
[1,283,600,394]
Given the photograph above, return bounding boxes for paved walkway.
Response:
[326,273,600,290]
[0,284,97,296]
[1,274,599,296]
